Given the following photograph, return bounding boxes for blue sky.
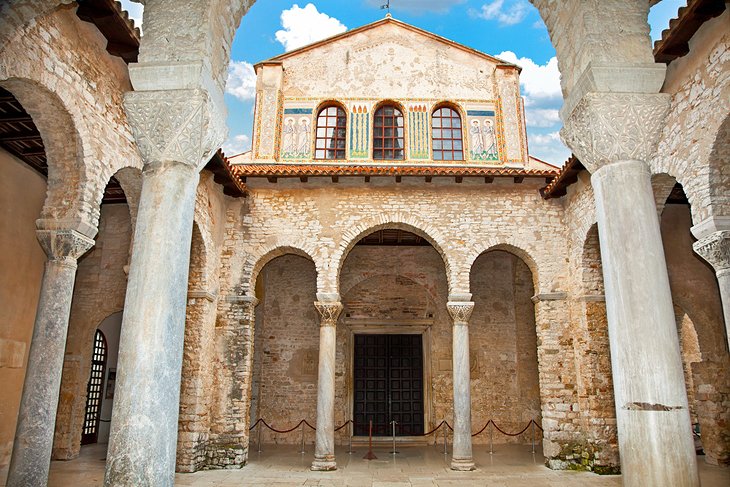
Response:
[120,0,685,165]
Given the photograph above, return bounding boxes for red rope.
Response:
[334,420,352,432]
[490,421,532,437]
[471,419,492,437]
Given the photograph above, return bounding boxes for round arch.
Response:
[333,217,454,296]
[465,241,542,295]
[0,77,92,230]
[244,243,321,298]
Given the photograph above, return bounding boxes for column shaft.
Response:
[447,300,475,471]
[7,255,87,486]
[311,301,342,471]
[104,162,199,487]
[717,269,730,353]
[592,160,698,486]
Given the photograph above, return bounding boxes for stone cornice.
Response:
[36,229,95,266]
[446,301,474,324]
[693,230,730,272]
[314,302,343,326]
[561,92,671,173]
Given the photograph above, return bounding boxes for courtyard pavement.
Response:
[41,442,730,486]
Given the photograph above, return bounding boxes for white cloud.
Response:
[365,0,466,14]
[275,4,347,52]
[470,0,529,26]
[119,0,144,32]
[525,108,560,128]
[528,131,571,164]
[495,51,561,101]
[222,134,251,156]
[226,61,257,102]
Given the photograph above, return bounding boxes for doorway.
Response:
[81,329,107,445]
[353,334,424,436]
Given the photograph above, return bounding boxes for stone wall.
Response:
[0,149,47,483]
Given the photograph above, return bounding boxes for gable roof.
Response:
[255,15,520,71]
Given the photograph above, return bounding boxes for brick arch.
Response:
[465,240,543,295]
[244,241,322,297]
[332,215,455,296]
[0,77,95,232]
[580,223,604,296]
[706,112,730,219]
[340,270,443,306]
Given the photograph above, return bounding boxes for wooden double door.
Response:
[353,334,424,436]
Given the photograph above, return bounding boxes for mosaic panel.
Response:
[349,104,370,159]
[465,107,499,162]
[408,104,429,160]
[280,105,314,160]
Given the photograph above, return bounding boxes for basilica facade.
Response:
[0,1,728,487]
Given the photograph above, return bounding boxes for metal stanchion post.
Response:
[489,421,493,455]
[363,419,377,460]
[531,421,535,454]
[348,421,354,454]
[257,421,262,453]
[443,423,448,455]
[389,420,398,454]
[300,423,306,454]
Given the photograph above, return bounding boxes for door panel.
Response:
[353,334,424,436]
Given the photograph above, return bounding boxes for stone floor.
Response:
[40,443,730,487]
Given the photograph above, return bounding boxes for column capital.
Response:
[314,302,343,327]
[124,88,226,171]
[693,231,730,273]
[560,91,670,173]
[447,301,474,325]
[35,229,94,265]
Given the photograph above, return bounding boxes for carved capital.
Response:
[447,301,475,324]
[561,92,670,172]
[314,302,343,327]
[693,231,730,273]
[124,88,226,170]
[36,229,94,266]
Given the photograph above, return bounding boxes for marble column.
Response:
[591,160,699,487]
[693,230,730,353]
[311,300,343,471]
[447,298,476,471]
[104,161,200,486]
[7,228,94,487]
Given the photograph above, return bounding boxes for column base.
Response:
[311,455,337,471]
[450,458,476,471]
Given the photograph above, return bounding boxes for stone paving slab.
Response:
[36,443,730,487]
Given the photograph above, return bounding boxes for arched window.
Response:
[432,107,464,161]
[373,105,404,160]
[314,105,346,160]
[82,329,107,445]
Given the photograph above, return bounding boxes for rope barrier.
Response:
[248,418,543,438]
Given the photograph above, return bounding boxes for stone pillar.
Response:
[447,298,476,471]
[590,160,699,486]
[311,300,342,471]
[104,79,225,485]
[692,230,730,353]
[562,79,698,485]
[7,227,94,487]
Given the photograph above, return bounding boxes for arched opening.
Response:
[469,249,541,446]
[339,228,447,441]
[81,330,108,446]
[52,170,136,460]
[247,252,318,449]
[659,180,729,466]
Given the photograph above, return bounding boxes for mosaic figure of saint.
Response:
[482,119,497,159]
[469,119,483,157]
[283,117,296,154]
[296,117,311,155]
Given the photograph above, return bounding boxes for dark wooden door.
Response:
[353,334,424,436]
[81,330,107,445]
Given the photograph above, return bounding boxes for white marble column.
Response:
[311,300,342,471]
[103,161,199,486]
[592,160,699,487]
[692,230,730,353]
[104,77,224,485]
[7,227,94,487]
[447,298,476,471]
